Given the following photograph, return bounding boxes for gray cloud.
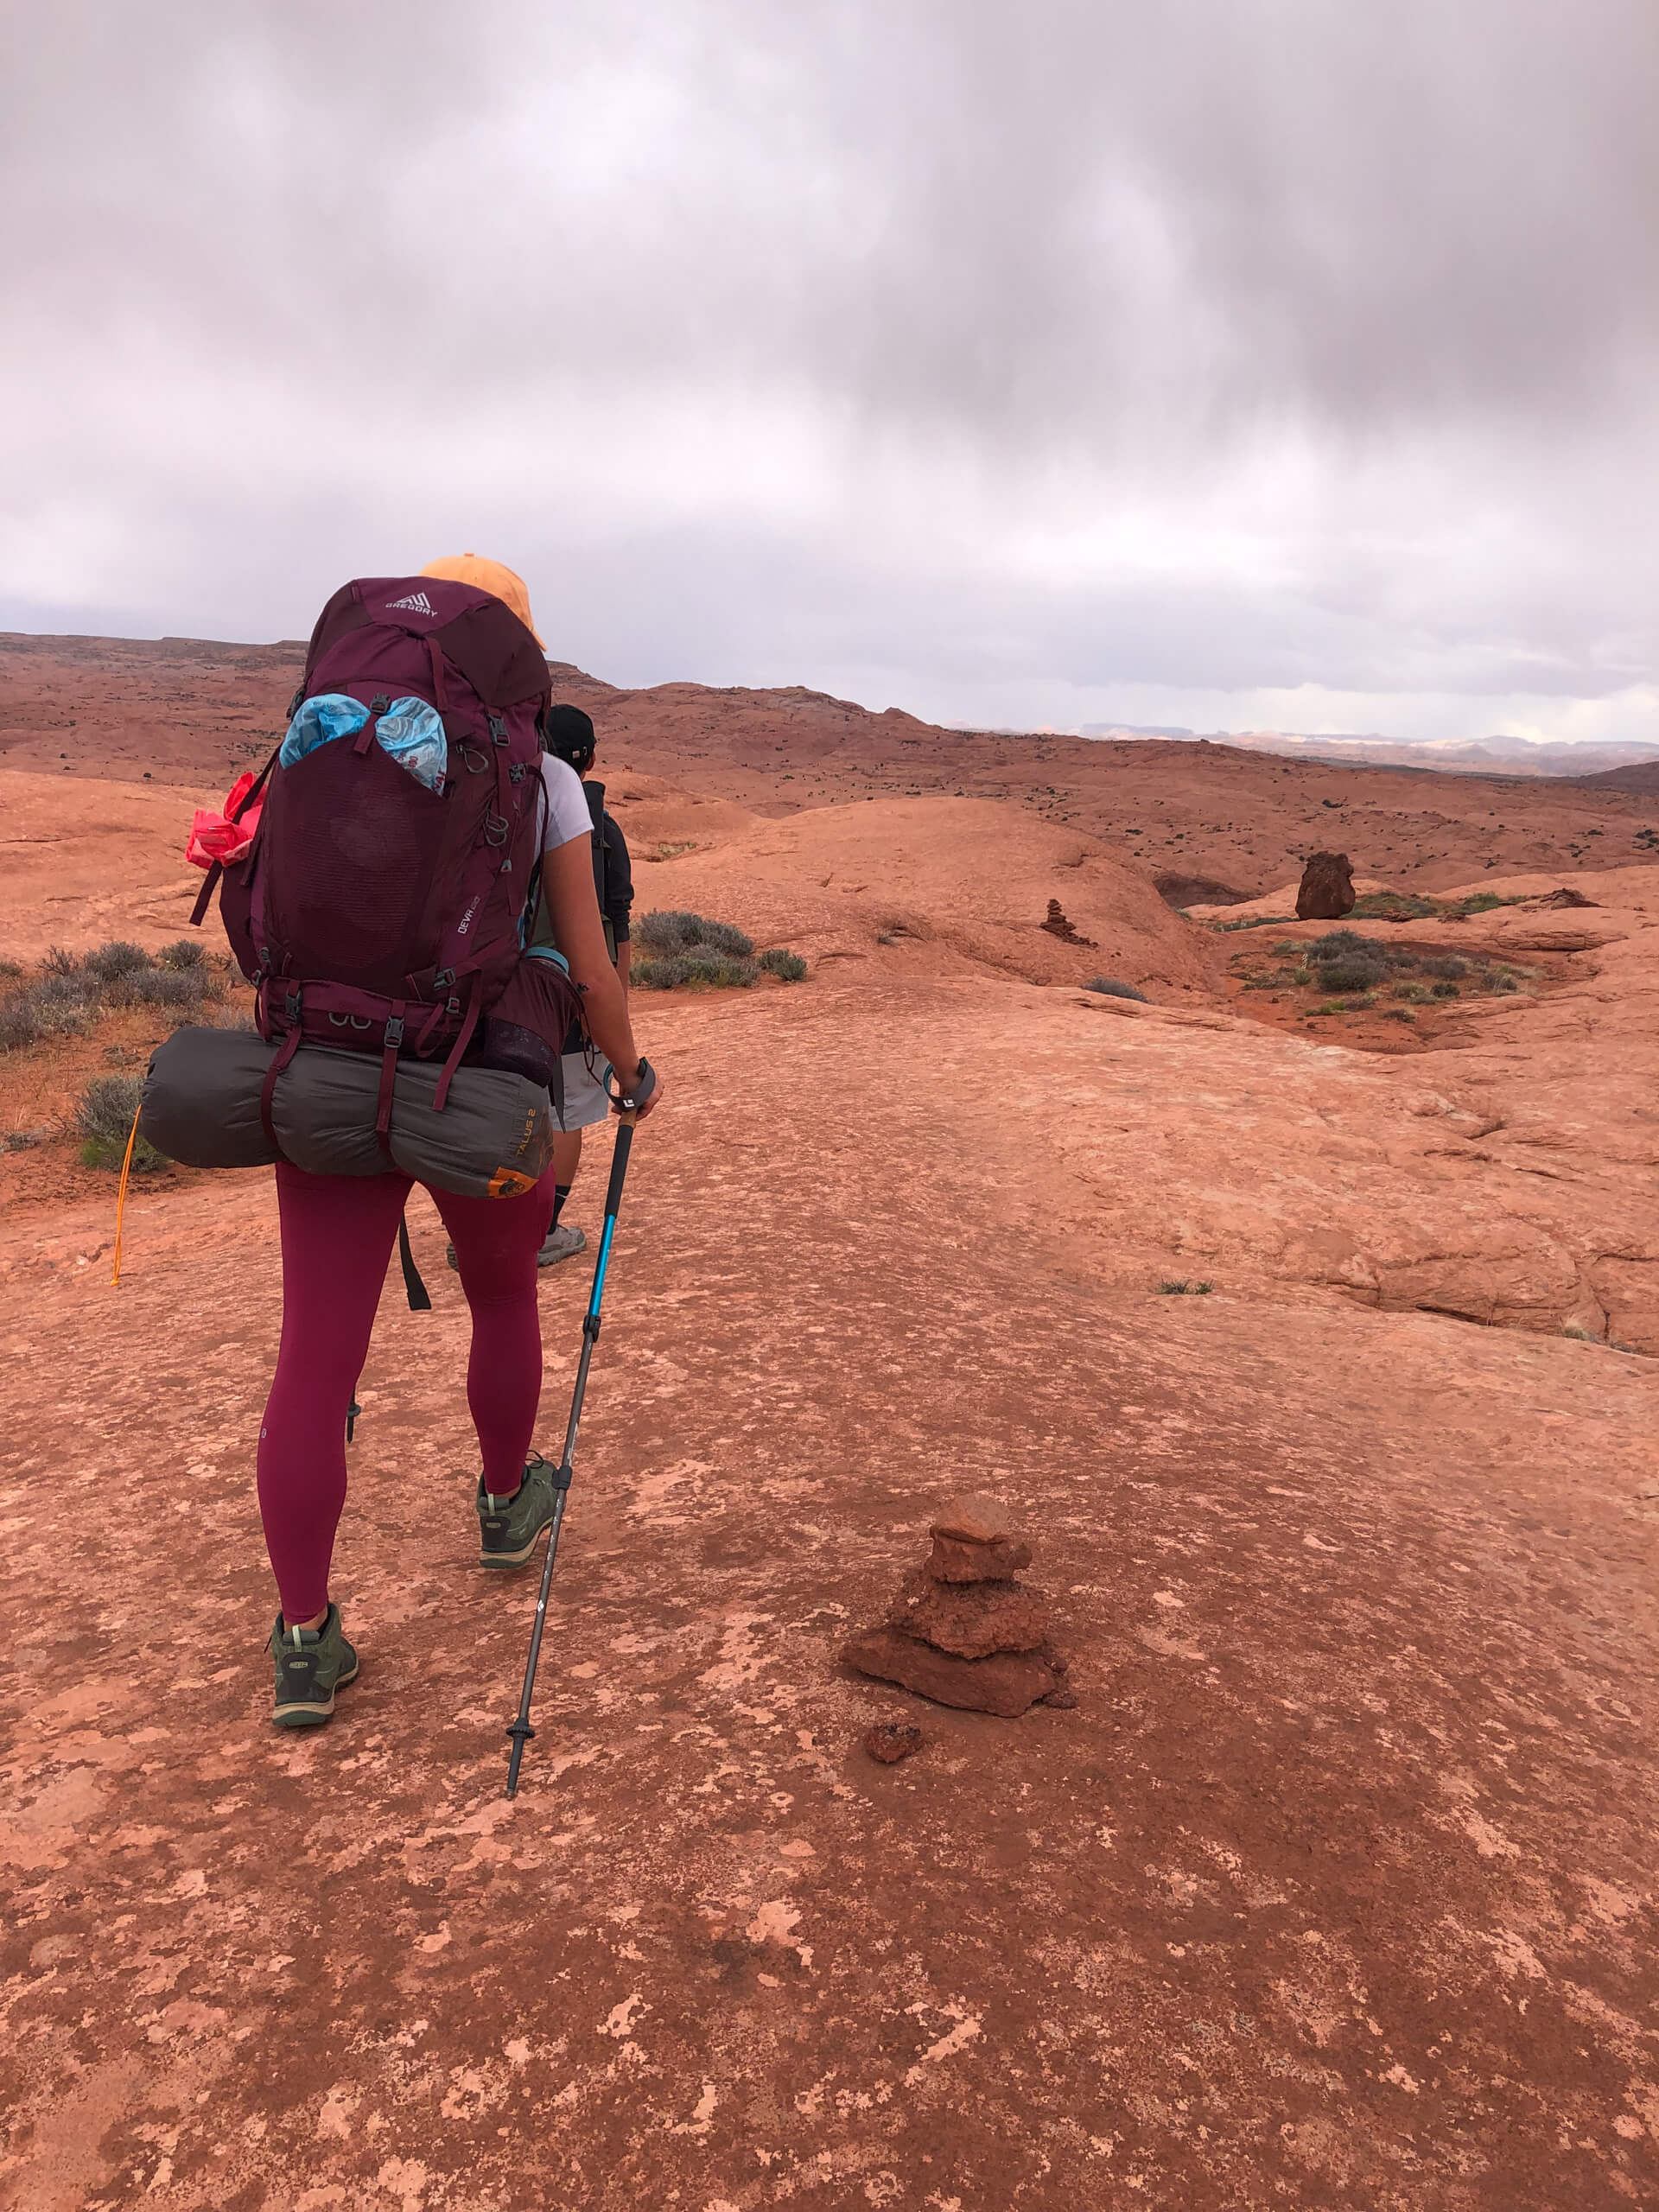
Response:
[2,1,1655,741]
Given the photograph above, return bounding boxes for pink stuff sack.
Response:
[186,772,263,868]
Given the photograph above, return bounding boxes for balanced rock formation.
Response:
[1040,898,1096,947]
[1296,850,1357,919]
[842,1492,1069,1717]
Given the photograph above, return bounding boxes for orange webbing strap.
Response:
[110,1097,143,1286]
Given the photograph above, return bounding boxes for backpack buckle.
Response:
[385,1015,405,1047]
[433,968,456,989]
[488,715,509,746]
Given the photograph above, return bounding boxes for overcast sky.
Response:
[3,1,1655,742]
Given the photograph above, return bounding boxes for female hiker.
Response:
[258,555,664,1727]
[445,700,634,1272]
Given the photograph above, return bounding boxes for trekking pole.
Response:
[505,1060,655,1797]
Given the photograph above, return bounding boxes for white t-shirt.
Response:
[538,753,593,853]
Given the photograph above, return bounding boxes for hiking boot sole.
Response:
[271,1654,359,1727]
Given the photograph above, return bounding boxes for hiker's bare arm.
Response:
[542,838,663,1118]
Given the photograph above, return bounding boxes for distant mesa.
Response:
[1080,719,1659,780]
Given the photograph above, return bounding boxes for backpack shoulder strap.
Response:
[582,779,615,963]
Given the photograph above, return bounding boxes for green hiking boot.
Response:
[477,1454,558,1568]
[269,1603,359,1728]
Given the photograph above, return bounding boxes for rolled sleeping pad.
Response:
[139,1027,556,1198]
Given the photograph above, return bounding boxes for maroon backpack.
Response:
[194,574,583,1148]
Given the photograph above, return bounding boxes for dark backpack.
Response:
[195,574,583,1148]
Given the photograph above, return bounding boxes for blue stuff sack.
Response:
[278,692,448,791]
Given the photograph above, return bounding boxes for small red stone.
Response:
[864,1723,924,1764]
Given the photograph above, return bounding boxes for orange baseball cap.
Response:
[419,553,544,647]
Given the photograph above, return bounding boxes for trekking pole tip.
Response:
[504,1715,535,1796]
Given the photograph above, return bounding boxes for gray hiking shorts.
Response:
[556,1048,613,1131]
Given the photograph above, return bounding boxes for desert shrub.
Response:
[156,937,207,970]
[0,959,22,981]
[1158,1280,1213,1295]
[41,946,81,977]
[1305,929,1379,964]
[1419,955,1468,980]
[635,910,754,958]
[1431,980,1460,999]
[0,969,100,1048]
[1313,957,1386,992]
[214,1003,259,1032]
[0,993,46,1052]
[634,950,759,990]
[3,1125,54,1152]
[759,948,807,982]
[1085,977,1149,1001]
[74,1073,168,1172]
[104,964,215,1013]
[84,940,154,982]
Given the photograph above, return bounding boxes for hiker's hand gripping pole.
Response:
[504,1095,645,1798]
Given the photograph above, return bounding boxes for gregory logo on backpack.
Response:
[385,591,435,616]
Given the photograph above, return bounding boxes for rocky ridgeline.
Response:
[842,1493,1072,1716]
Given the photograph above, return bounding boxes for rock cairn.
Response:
[1040,898,1096,947]
[842,1493,1072,1716]
[1295,850,1356,919]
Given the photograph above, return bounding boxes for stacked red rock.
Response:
[842,1494,1071,1716]
[1040,898,1096,947]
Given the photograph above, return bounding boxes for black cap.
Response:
[543,702,596,768]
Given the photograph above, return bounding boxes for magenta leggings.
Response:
[257,1160,555,1622]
